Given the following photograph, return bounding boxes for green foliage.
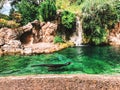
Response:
[82,2,117,45]
[0,18,19,28]
[58,11,76,40]
[0,13,9,20]
[38,0,57,22]
[9,12,22,23]
[56,0,70,10]
[61,11,76,29]
[16,0,38,25]
[54,35,64,43]
[114,0,120,21]
[69,0,84,5]
[76,0,84,5]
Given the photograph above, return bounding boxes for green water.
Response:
[0,46,120,76]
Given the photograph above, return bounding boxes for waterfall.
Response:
[70,16,83,46]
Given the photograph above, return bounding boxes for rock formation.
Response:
[1,40,23,55]
[109,22,120,45]
[41,22,57,42]
[18,20,57,44]
[0,20,73,56]
[0,28,18,45]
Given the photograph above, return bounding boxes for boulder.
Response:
[1,40,23,55]
[0,20,59,55]
[7,40,21,48]
[1,44,23,55]
[0,39,4,46]
[41,22,57,42]
[0,28,17,44]
[23,47,32,55]
[42,36,54,42]
[19,23,33,32]
[18,21,57,44]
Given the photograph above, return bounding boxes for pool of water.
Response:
[0,46,120,76]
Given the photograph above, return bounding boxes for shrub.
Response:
[0,13,9,20]
[76,0,84,5]
[16,0,38,25]
[82,2,118,45]
[59,11,76,40]
[54,36,64,43]
[114,0,120,21]
[0,18,7,27]
[61,11,76,29]
[6,20,20,28]
[10,12,22,23]
[69,0,84,5]
[0,18,19,28]
[38,0,57,22]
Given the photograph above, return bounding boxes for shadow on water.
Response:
[0,46,120,76]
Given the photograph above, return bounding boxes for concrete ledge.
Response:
[0,74,120,90]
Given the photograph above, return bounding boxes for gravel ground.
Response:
[0,74,120,90]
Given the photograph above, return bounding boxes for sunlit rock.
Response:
[0,28,17,43]
[41,22,57,42]
[23,47,32,55]
[109,22,120,45]
[0,20,73,55]
[0,39,4,46]
[1,40,23,55]
[19,23,33,32]
[7,40,21,47]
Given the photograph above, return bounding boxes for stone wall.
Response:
[0,75,120,90]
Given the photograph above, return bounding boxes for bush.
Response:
[59,11,76,40]
[69,0,84,5]
[114,0,120,21]
[61,11,76,29]
[0,18,7,27]
[82,2,118,45]
[38,0,56,22]
[0,13,9,20]
[54,36,64,43]
[0,18,19,28]
[76,0,84,5]
[10,12,22,23]
[16,0,38,25]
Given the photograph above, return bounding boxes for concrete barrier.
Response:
[0,74,120,90]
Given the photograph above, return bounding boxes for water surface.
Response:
[0,46,120,76]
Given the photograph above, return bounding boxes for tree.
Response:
[82,2,117,45]
[38,0,56,21]
[16,0,38,25]
[0,0,6,9]
[11,0,43,6]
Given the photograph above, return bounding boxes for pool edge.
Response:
[0,74,120,90]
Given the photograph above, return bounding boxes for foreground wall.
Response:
[0,74,120,90]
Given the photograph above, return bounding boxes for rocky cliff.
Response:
[0,20,74,56]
